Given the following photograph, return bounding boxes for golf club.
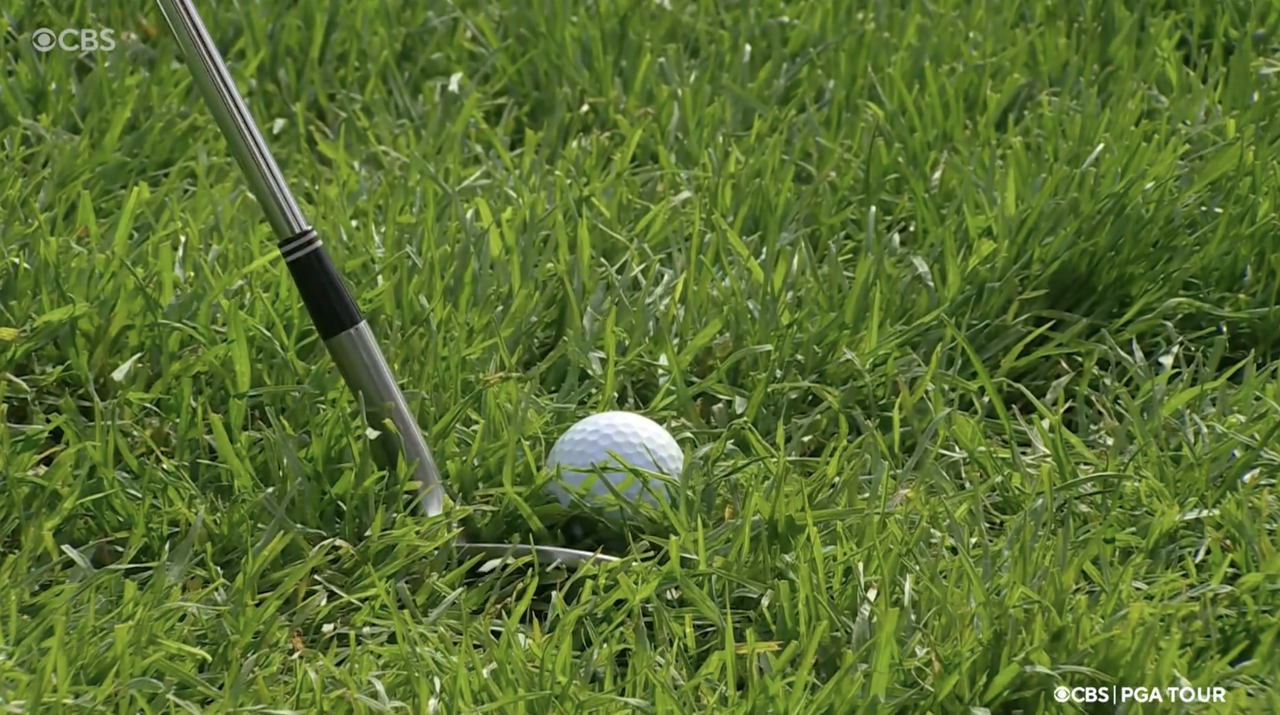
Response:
[153,0,620,568]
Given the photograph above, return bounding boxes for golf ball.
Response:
[545,411,683,510]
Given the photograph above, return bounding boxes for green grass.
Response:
[2,0,1279,711]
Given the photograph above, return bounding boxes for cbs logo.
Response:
[31,28,118,53]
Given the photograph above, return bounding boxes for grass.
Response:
[2,0,1279,711]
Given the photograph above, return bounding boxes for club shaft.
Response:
[155,0,445,517]
[155,2,303,238]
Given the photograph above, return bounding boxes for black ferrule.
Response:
[278,228,363,340]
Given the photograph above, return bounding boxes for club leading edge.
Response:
[154,0,619,567]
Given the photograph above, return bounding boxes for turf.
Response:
[2,0,1279,712]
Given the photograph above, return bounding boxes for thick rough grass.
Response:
[1,0,1277,712]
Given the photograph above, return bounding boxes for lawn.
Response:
[2,0,1279,712]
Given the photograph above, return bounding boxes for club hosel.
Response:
[323,323,447,517]
[275,229,446,516]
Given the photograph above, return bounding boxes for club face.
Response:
[456,542,622,569]
[445,545,622,621]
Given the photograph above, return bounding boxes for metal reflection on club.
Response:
[457,543,622,568]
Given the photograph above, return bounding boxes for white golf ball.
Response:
[545,411,683,511]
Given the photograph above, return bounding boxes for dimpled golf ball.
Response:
[546,412,683,510]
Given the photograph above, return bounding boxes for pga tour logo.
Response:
[31,28,118,53]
